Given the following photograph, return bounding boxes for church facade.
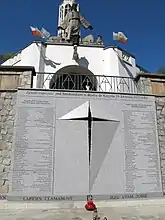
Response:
[2,0,148,92]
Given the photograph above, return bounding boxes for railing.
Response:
[36,72,145,94]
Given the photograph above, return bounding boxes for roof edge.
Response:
[136,73,165,81]
[136,64,149,73]
[1,41,42,64]
[0,66,36,76]
[104,45,136,59]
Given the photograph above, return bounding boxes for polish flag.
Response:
[30,26,43,38]
[113,32,128,44]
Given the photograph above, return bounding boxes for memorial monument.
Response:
[7,89,162,201]
[0,0,164,205]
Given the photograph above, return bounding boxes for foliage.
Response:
[157,67,165,74]
[0,53,14,64]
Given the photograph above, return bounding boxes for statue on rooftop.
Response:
[82,35,94,44]
[96,35,104,45]
[58,1,93,60]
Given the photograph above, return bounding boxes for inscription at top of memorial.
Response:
[8,90,162,200]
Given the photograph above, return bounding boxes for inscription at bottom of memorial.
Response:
[23,196,73,201]
[110,193,147,200]
[22,194,148,201]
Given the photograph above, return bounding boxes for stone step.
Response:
[1,198,165,220]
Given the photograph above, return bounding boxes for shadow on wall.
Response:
[43,52,89,70]
[44,57,61,69]
[77,57,89,69]
[113,48,134,79]
[118,57,134,78]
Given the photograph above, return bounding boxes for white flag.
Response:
[41,27,50,39]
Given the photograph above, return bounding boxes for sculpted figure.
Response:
[59,2,93,46]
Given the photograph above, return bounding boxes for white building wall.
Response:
[45,44,103,75]
[3,43,40,70]
[20,43,40,69]
[2,53,22,66]
[2,42,138,91]
[21,43,40,87]
[116,48,136,78]
[98,48,120,92]
[42,44,105,89]
[2,43,41,88]
[103,48,120,76]
[115,48,137,93]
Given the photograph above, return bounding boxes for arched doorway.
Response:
[49,65,97,91]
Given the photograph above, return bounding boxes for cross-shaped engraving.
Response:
[62,103,114,165]
[59,101,120,190]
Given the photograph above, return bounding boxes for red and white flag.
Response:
[113,32,128,44]
[30,26,43,38]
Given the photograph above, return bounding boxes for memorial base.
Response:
[4,192,164,202]
[1,198,165,220]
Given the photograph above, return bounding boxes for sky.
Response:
[0,0,165,72]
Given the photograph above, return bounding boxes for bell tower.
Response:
[57,0,80,37]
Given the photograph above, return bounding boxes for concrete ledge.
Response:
[0,66,36,76]
[1,198,165,210]
[1,199,165,220]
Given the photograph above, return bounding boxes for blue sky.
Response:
[1,0,164,72]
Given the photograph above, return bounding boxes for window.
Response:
[50,73,96,91]
[49,66,97,91]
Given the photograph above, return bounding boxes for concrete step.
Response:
[1,198,165,220]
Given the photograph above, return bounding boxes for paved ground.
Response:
[1,198,165,220]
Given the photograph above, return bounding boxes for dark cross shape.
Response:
[69,102,110,165]
[61,101,119,196]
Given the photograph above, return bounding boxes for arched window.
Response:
[49,65,97,91]
[51,74,95,90]
[64,4,71,17]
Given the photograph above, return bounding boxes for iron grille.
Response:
[36,72,143,94]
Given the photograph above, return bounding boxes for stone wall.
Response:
[136,77,152,94]
[0,91,16,194]
[0,66,35,196]
[136,73,165,95]
[0,66,35,89]
[155,97,165,192]
[137,73,165,192]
